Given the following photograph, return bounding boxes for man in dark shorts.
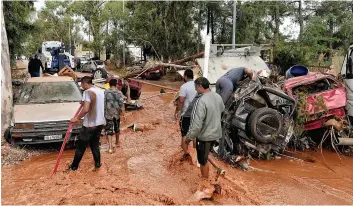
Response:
[104,79,125,153]
[175,69,197,161]
[186,77,225,179]
[69,76,105,170]
[216,65,256,106]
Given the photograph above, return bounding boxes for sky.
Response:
[33,0,300,42]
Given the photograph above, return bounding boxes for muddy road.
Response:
[2,82,353,204]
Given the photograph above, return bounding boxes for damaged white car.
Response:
[5,77,83,145]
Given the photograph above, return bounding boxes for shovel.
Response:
[51,104,83,177]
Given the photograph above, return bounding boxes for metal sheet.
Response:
[196,56,270,84]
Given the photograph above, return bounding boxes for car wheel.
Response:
[4,127,12,144]
[93,68,107,79]
[248,107,283,144]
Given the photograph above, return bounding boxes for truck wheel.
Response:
[248,108,283,144]
[4,128,12,144]
[93,68,107,79]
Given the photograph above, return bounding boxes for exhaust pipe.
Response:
[335,138,353,146]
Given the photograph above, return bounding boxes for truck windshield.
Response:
[16,81,82,105]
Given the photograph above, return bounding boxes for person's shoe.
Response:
[108,149,113,154]
[65,162,77,172]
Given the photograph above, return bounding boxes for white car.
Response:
[5,77,83,145]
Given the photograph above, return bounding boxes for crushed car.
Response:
[5,77,83,145]
[283,72,353,155]
[193,44,296,169]
[214,78,296,169]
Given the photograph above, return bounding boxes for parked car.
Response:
[79,60,108,79]
[5,77,83,145]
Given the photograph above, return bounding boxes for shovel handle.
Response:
[51,104,83,177]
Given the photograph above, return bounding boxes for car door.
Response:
[340,45,353,117]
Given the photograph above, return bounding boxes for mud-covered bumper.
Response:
[10,121,82,145]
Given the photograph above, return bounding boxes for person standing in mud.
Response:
[104,79,126,153]
[186,77,225,179]
[28,54,44,77]
[216,65,256,105]
[69,76,106,171]
[175,69,197,161]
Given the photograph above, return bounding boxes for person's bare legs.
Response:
[107,135,113,153]
[115,132,120,148]
[200,163,210,179]
[181,136,189,154]
[207,152,225,175]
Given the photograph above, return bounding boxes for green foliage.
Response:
[3,1,35,66]
[125,1,198,61]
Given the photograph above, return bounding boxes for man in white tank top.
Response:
[69,76,105,171]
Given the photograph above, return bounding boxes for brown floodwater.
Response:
[2,81,353,204]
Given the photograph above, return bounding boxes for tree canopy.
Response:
[3,0,353,69]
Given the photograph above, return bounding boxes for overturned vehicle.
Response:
[215,79,295,169]
[195,44,296,169]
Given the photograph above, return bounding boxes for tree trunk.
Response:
[197,3,202,53]
[206,4,210,35]
[274,5,280,42]
[211,6,215,44]
[298,0,303,39]
[1,5,13,137]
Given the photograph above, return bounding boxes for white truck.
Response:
[38,41,75,71]
[341,44,353,119]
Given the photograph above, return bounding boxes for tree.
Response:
[3,1,35,65]
[125,1,198,61]
[71,1,107,59]
[1,5,13,137]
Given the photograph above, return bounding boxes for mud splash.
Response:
[2,82,353,204]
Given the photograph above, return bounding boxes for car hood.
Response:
[14,102,81,123]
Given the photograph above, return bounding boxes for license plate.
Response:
[44,135,62,140]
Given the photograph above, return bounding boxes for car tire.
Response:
[4,127,12,144]
[248,107,283,144]
[93,68,107,79]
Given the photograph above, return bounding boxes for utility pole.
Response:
[122,0,125,68]
[232,0,237,47]
[69,20,72,55]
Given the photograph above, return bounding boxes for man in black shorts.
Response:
[104,79,126,153]
[186,77,225,179]
[175,69,197,161]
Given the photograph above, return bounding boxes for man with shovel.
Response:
[69,76,106,171]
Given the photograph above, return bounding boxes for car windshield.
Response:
[16,81,82,105]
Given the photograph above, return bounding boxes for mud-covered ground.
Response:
[2,82,353,205]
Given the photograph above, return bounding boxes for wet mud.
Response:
[2,82,353,204]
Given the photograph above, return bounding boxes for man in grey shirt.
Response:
[175,69,197,161]
[186,77,225,179]
[216,66,255,105]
